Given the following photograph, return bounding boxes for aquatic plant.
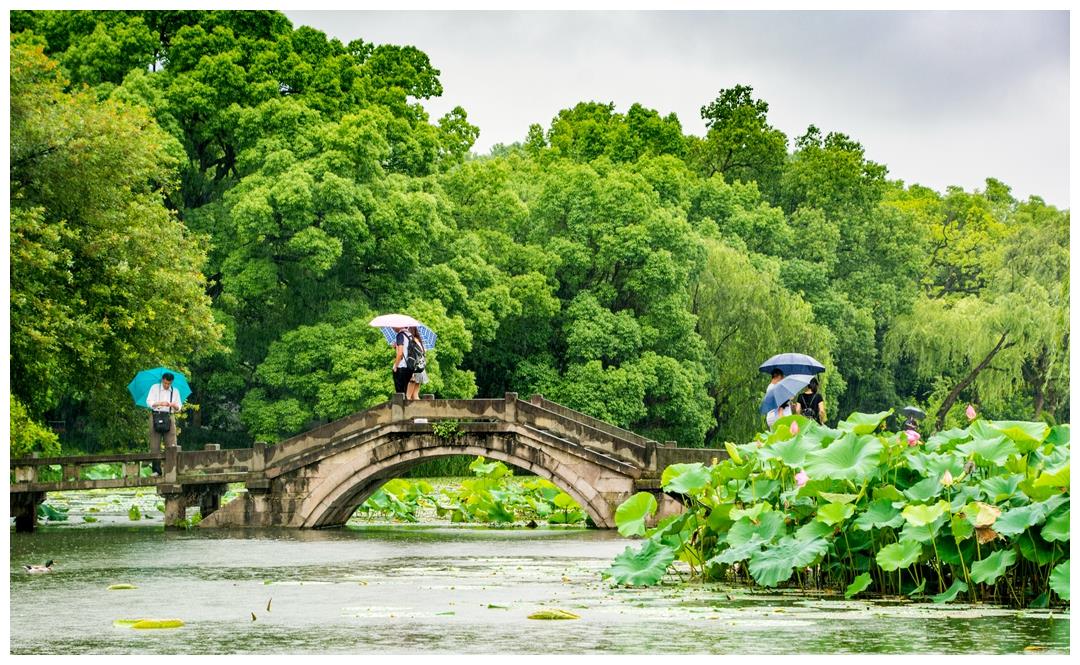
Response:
[606,412,1070,608]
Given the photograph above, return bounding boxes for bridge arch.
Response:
[302,441,610,528]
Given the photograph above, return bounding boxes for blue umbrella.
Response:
[370,314,437,349]
[759,374,815,415]
[759,353,825,377]
[128,367,192,409]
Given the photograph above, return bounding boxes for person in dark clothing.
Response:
[392,327,415,395]
[795,377,826,424]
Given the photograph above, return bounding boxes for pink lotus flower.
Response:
[966,404,977,421]
[790,421,799,435]
[905,429,921,446]
[795,470,809,487]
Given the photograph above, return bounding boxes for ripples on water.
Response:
[9,495,1070,655]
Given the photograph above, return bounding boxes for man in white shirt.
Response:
[146,372,183,473]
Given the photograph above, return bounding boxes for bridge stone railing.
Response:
[9,452,162,492]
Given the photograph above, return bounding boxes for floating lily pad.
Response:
[527,609,579,620]
[107,584,138,590]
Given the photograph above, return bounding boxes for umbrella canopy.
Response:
[759,353,825,377]
[901,405,926,421]
[369,314,437,349]
[128,367,191,409]
[759,374,815,415]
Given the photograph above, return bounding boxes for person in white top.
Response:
[146,372,183,473]
[764,369,789,430]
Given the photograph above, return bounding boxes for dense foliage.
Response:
[9,10,1070,456]
[606,412,1069,607]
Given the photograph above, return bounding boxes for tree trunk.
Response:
[934,332,1014,431]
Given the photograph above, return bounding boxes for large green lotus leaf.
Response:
[924,427,971,453]
[969,548,1017,585]
[902,501,949,527]
[985,420,1050,451]
[963,501,1002,528]
[767,434,820,468]
[712,459,751,483]
[1019,478,1058,503]
[706,503,734,532]
[1033,464,1070,490]
[936,534,977,566]
[872,484,905,502]
[947,484,982,513]
[795,519,834,541]
[901,515,945,543]
[1018,530,1059,566]
[1041,509,1069,543]
[1044,424,1070,447]
[980,474,1023,502]
[723,441,744,465]
[803,433,883,483]
[766,414,810,444]
[707,535,766,566]
[655,513,699,551]
[614,492,658,537]
[854,499,904,531]
[798,421,843,448]
[1049,560,1069,602]
[994,497,1064,537]
[817,492,858,504]
[748,536,829,587]
[816,502,856,526]
[955,436,1019,467]
[729,502,768,522]
[737,479,780,503]
[603,539,677,586]
[844,572,873,599]
[661,463,711,495]
[726,511,787,547]
[950,514,975,541]
[903,476,944,503]
[931,579,968,603]
[876,539,923,571]
[837,410,893,435]
[906,451,966,479]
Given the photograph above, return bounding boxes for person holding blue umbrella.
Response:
[128,367,190,473]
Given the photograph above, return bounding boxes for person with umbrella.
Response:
[759,354,825,430]
[405,327,429,400]
[369,314,437,399]
[146,372,183,473]
[794,377,826,424]
[391,327,415,396]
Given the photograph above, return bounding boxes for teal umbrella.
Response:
[128,367,191,409]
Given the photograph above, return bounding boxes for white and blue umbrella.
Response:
[759,374,815,415]
[369,313,437,349]
[759,353,825,377]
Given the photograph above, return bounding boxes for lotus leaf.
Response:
[817,492,858,504]
[707,535,766,566]
[131,619,184,629]
[737,479,780,503]
[950,514,975,541]
[837,410,892,435]
[726,511,786,546]
[994,497,1066,537]
[803,433,883,483]
[969,548,1016,585]
[844,572,873,599]
[1044,424,1069,447]
[729,502,768,522]
[936,535,977,566]
[924,427,971,452]
[980,474,1023,502]
[795,519,834,541]
[527,609,579,620]
[603,539,677,586]
[955,436,1018,467]
[662,463,711,495]
[902,501,949,528]
[108,584,138,590]
[901,515,945,543]
[766,414,808,443]
[854,499,904,531]
[798,421,843,447]
[817,502,856,526]
[1033,464,1069,490]
[748,536,829,587]
[876,539,923,571]
[872,484,905,502]
[907,578,927,598]
[706,503,734,531]
[906,451,966,478]
[1041,509,1069,543]
[724,442,743,465]
[1049,560,1069,602]
[1017,530,1058,566]
[985,420,1050,451]
[767,434,819,468]
[903,476,943,503]
[931,580,968,603]
[614,492,658,537]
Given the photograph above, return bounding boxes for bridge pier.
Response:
[11,491,44,533]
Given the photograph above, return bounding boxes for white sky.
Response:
[285,10,1070,208]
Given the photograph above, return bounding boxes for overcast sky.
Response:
[284,10,1070,207]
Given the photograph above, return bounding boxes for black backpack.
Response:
[406,338,426,371]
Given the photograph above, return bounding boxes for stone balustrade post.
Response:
[391,392,406,422]
[504,392,518,423]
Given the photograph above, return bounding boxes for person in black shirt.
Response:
[795,377,826,424]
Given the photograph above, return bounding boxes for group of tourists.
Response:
[390,326,430,399]
[764,369,826,430]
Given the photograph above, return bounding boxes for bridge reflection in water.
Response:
[10,393,724,532]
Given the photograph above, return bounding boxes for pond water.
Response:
[9,489,1070,655]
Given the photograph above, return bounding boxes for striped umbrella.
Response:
[369,313,437,349]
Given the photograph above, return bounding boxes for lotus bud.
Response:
[790,421,799,435]
[941,470,954,486]
[795,470,809,488]
[905,429,921,446]
[965,404,977,421]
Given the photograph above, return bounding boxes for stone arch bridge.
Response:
[10,394,723,532]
